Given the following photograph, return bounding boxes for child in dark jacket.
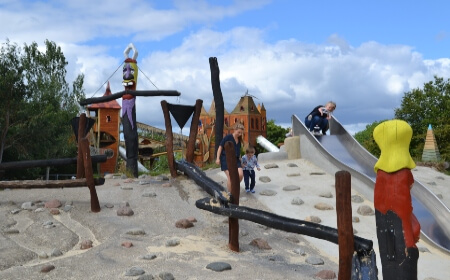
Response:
[304,101,336,135]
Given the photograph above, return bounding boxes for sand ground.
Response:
[0,158,449,280]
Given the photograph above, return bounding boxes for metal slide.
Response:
[291,114,450,254]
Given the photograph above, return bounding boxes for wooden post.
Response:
[161,100,177,178]
[225,141,240,252]
[77,113,87,179]
[186,99,203,163]
[80,137,101,212]
[335,171,354,280]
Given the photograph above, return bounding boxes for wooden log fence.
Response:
[0,113,106,212]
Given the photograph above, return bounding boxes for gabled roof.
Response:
[230,94,260,115]
[88,81,121,109]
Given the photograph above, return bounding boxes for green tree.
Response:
[394,76,450,161]
[0,39,85,179]
[354,120,387,158]
[0,40,30,163]
[265,119,289,147]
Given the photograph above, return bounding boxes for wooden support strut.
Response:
[225,141,240,252]
[185,99,203,163]
[335,171,354,280]
[161,100,177,178]
[80,137,101,212]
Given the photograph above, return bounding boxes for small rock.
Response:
[124,266,145,276]
[158,272,174,280]
[122,241,133,248]
[352,216,360,223]
[264,163,279,169]
[40,264,55,273]
[120,186,133,190]
[139,180,151,185]
[310,172,326,175]
[80,240,93,249]
[314,202,334,210]
[283,185,301,191]
[142,254,157,260]
[291,197,304,205]
[315,269,336,279]
[142,192,157,197]
[305,216,322,223]
[259,176,272,183]
[319,191,333,198]
[305,255,324,265]
[51,248,63,257]
[104,203,114,208]
[175,219,194,229]
[287,163,298,167]
[117,206,134,216]
[45,199,62,208]
[38,252,48,259]
[286,236,300,243]
[286,173,301,177]
[4,229,19,234]
[126,228,146,235]
[259,189,277,196]
[249,238,272,250]
[351,195,364,203]
[206,262,232,272]
[357,205,374,216]
[49,208,60,215]
[10,208,21,214]
[293,248,306,256]
[165,238,180,247]
[21,201,36,210]
[161,182,171,188]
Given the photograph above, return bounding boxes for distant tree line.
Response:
[0,39,85,179]
[354,76,450,162]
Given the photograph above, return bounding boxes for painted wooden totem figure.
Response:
[122,44,139,177]
[373,120,421,280]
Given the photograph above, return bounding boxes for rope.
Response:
[89,62,124,98]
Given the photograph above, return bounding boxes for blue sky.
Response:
[2,0,450,135]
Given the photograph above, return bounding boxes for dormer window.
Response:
[240,106,244,111]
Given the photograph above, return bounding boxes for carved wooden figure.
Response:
[373,120,420,280]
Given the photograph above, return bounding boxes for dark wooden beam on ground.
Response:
[195,197,373,252]
[0,155,107,170]
[0,178,105,189]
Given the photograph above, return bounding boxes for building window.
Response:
[234,118,238,123]
[251,106,254,111]
[225,117,229,126]
[256,119,259,129]
[106,115,111,122]
[240,106,244,111]
[251,118,254,129]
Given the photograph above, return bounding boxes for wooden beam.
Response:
[0,155,107,170]
[0,178,105,189]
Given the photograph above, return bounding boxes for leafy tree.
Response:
[0,39,85,179]
[354,120,387,158]
[265,119,289,147]
[0,40,30,163]
[394,76,450,161]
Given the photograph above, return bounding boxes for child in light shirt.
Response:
[241,145,261,193]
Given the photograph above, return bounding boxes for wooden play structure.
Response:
[87,81,121,175]
[421,124,441,162]
[160,57,378,279]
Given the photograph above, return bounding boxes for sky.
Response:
[2,0,450,135]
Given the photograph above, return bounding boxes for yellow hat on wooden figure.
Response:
[373,119,416,173]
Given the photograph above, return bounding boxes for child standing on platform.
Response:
[241,145,261,193]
